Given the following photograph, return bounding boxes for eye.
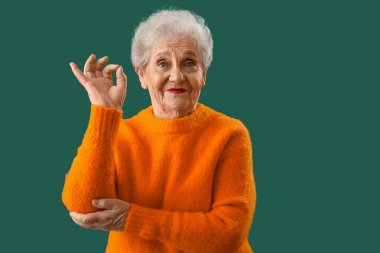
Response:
[157,60,167,68]
[184,60,195,67]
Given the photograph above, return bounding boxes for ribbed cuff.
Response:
[124,203,161,238]
[83,104,123,145]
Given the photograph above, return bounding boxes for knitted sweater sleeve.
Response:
[61,104,123,213]
[124,124,256,253]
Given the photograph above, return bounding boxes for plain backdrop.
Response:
[0,0,378,252]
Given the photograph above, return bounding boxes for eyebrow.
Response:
[154,50,198,59]
[154,51,171,59]
[182,51,197,57]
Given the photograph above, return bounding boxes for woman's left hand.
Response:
[69,199,131,231]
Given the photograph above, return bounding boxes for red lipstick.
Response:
[167,88,186,94]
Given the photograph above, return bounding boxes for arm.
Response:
[61,104,123,213]
[124,126,256,253]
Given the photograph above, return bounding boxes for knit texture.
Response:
[62,102,256,253]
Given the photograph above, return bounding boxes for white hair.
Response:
[131,8,213,69]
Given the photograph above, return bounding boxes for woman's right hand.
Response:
[69,54,127,110]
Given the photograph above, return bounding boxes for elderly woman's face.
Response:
[136,37,207,116]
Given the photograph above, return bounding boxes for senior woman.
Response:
[62,9,256,253]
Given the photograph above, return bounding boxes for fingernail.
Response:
[93,199,98,205]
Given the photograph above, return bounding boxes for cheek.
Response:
[189,72,204,89]
[150,73,168,90]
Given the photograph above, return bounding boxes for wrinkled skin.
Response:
[135,36,207,119]
[69,199,131,231]
[69,54,127,110]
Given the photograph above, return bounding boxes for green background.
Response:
[1,0,378,252]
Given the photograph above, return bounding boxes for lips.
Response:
[168,88,186,91]
[167,88,186,94]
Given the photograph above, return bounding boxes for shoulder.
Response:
[205,104,251,138]
[198,104,253,155]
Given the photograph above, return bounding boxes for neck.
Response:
[135,102,214,134]
[152,103,198,119]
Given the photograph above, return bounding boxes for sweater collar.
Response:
[135,102,214,134]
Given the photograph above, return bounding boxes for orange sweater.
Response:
[62,103,256,253]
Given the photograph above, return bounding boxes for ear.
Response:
[201,67,208,88]
[135,66,148,90]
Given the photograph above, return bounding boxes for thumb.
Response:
[116,66,127,89]
[92,198,125,210]
[92,199,100,207]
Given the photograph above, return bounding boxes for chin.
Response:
[168,101,191,110]
[169,103,187,110]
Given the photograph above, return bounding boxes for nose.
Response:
[168,65,185,84]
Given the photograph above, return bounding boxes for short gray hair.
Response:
[131,8,213,69]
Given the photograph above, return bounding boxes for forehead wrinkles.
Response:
[153,44,199,60]
[155,49,198,59]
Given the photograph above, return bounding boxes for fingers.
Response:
[70,211,113,230]
[116,66,127,89]
[70,212,87,227]
[103,64,120,79]
[85,54,118,79]
[69,62,90,87]
[69,200,129,231]
[95,56,109,77]
[71,55,126,93]
[83,54,97,78]
[70,212,85,227]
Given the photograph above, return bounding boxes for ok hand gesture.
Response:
[69,54,127,110]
